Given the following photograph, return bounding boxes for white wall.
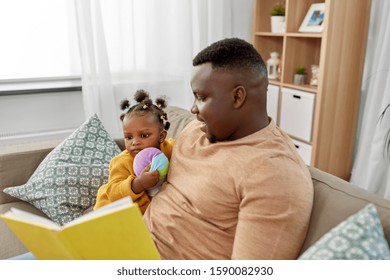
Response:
[0,91,85,145]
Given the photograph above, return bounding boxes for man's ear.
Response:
[159,130,168,143]
[232,86,246,109]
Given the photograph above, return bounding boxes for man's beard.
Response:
[208,135,216,143]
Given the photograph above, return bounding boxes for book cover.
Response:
[1,197,160,260]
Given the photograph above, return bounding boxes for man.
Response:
[143,38,313,259]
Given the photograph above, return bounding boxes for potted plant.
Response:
[294,66,306,85]
[271,4,285,33]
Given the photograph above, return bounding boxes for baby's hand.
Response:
[139,165,160,190]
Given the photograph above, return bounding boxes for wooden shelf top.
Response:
[254,32,322,38]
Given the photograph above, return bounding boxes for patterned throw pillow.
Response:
[299,204,390,260]
[3,114,121,226]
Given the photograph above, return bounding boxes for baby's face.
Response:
[122,113,163,158]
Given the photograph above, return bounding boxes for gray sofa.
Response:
[1,106,390,259]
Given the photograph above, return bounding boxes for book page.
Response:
[65,196,134,227]
[2,208,60,229]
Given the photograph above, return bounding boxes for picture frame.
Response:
[299,3,325,33]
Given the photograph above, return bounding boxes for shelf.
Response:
[270,80,322,94]
[268,79,281,86]
[281,83,318,94]
[254,32,284,37]
[253,36,283,60]
[286,32,322,38]
[254,32,322,38]
[252,0,371,180]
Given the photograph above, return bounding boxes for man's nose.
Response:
[191,103,199,115]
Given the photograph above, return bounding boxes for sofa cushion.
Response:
[112,106,195,151]
[165,106,196,139]
[302,166,390,253]
[299,203,390,259]
[3,114,120,226]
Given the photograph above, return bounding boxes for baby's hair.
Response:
[119,89,170,131]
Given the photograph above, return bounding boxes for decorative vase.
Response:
[294,74,306,85]
[270,16,285,33]
[267,52,280,80]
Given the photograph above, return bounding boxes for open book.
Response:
[1,197,160,260]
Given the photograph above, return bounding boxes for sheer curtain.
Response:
[75,0,120,137]
[74,0,252,138]
[350,1,390,199]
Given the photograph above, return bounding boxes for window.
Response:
[0,0,81,80]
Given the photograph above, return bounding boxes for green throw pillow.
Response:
[299,204,390,260]
[3,114,121,226]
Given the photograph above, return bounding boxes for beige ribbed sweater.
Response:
[144,119,313,259]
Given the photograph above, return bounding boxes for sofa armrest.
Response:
[301,166,390,253]
[0,140,61,204]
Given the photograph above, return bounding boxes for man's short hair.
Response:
[192,38,267,79]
